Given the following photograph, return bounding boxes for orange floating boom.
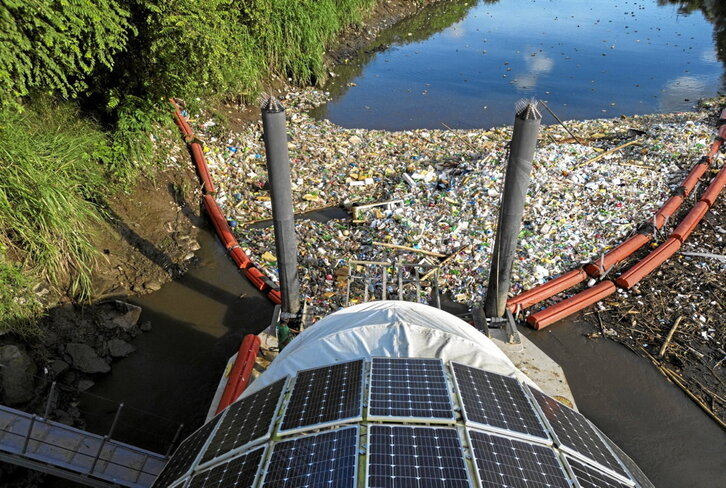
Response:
[215,334,261,414]
[244,267,270,291]
[506,269,587,313]
[671,201,710,243]
[654,195,684,229]
[230,247,252,270]
[267,289,282,304]
[584,233,651,277]
[526,280,616,330]
[699,164,726,207]
[203,195,237,250]
[615,237,682,289]
[680,163,709,196]
[190,143,216,194]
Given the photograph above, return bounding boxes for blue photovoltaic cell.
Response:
[152,415,221,487]
[281,360,363,433]
[568,456,633,488]
[452,362,548,440]
[596,428,654,488]
[200,378,286,464]
[367,425,470,488]
[369,358,454,421]
[261,426,358,488]
[187,446,265,488]
[468,429,570,488]
[530,387,628,478]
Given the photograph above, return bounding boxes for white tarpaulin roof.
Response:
[243,301,538,397]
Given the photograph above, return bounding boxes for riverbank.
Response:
[181,88,724,426]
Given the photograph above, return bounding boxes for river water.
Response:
[311,0,726,129]
[81,1,725,487]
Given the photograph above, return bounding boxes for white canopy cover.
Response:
[243,300,537,398]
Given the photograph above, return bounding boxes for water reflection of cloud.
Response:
[700,47,718,64]
[513,51,555,91]
[444,21,466,39]
[659,75,709,112]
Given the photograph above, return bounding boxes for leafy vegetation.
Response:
[0,98,110,302]
[0,0,388,334]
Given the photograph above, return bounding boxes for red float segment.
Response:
[215,334,261,414]
[654,195,684,229]
[615,237,681,289]
[707,139,722,160]
[506,269,587,313]
[583,233,651,277]
[230,247,252,270]
[671,202,710,243]
[203,195,238,250]
[169,99,194,137]
[244,267,270,292]
[190,143,216,194]
[526,280,616,330]
[699,165,726,207]
[267,289,282,304]
[681,163,709,196]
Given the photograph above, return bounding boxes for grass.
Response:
[0,98,112,303]
[0,257,41,337]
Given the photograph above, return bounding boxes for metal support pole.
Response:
[44,381,56,419]
[485,100,542,317]
[22,415,36,454]
[90,403,123,474]
[262,97,301,318]
[165,423,185,457]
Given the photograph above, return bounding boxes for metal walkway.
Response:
[0,404,166,487]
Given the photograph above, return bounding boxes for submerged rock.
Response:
[0,344,36,405]
[106,301,142,330]
[108,339,136,358]
[64,343,110,374]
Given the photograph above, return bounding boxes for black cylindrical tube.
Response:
[262,98,301,316]
[485,101,542,317]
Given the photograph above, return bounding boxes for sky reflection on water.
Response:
[312,0,726,129]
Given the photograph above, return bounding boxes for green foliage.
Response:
[0,99,109,299]
[0,256,41,337]
[0,0,131,109]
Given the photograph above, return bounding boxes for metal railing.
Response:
[0,403,167,487]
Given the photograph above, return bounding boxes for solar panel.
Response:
[595,428,654,488]
[152,415,222,487]
[529,387,629,481]
[367,425,471,488]
[468,429,571,488]
[567,456,634,488]
[368,358,454,422]
[261,426,358,488]
[280,359,364,434]
[199,377,286,466]
[187,446,266,488]
[451,362,548,442]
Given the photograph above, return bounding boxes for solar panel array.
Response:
[261,426,358,488]
[597,428,655,488]
[452,362,548,441]
[280,359,364,434]
[468,429,570,488]
[367,425,471,488]
[200,378,286,465]
[368,358,454,421]
[153,415,222,487]
[188,446,266,488]
[529,387,629,480]
[568,456,634,488]
[154,358,653,488]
